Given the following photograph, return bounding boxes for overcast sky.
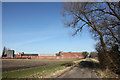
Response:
[2,2,96,54]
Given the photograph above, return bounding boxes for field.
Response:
[2,58,79,78]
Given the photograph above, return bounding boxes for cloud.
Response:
[2,26,71,51]
[7,35,56,48]
[3,28,67,39]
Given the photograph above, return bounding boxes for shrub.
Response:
[97,45,120,75]
[89,52,97,58]
[82,52,89,59]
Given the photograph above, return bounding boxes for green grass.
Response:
[2,62,73,78]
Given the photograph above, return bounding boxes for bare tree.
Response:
[62,2,120,74]
[62,2,120,52]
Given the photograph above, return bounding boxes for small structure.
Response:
[7,50,14,57]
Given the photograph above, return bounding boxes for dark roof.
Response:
[22,54,38,56]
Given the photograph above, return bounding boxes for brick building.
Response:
[58,51,83,58]
[14,51,83,59]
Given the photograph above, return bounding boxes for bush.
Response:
[97,45,120,75]
[89,52,97,58]
[82,52,89,59]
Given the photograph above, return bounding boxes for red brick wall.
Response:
[30,56,61,59]
[30,52,83,59]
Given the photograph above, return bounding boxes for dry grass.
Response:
[96,68,120,78]
[90,58,120,78]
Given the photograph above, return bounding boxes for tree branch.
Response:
[106,2,120,20]
[72,23,86,36]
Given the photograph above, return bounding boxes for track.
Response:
[58,58,99,78]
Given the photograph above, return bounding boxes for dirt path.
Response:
[58,59,99,78]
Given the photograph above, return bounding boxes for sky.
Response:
[2,2,96,55]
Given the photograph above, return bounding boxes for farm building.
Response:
[16,51,83,59]
[57,51,83,58]
[16,53,38,57]
[22,54,38,56]
[2,51,83,59]
[6,50,14,57]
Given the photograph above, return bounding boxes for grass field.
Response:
[2,58,79,78]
